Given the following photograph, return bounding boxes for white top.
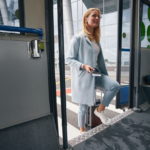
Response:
[81,40,100,68]
[91,40,100,68]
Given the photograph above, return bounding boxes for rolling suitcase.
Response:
[85,87,103,128]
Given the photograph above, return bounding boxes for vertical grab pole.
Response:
[57,0,72,149]
[45,0,59,133]
[129,0,136,109]
[116,0,123,109]
[133,0,143,112]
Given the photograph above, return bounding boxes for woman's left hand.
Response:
[83,65,95,74]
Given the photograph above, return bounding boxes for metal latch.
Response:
[29,40,44,58]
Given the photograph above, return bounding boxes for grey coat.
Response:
[65,32,108,106]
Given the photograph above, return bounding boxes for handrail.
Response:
[0,25,43,39]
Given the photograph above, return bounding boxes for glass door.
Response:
[116,0,150,110]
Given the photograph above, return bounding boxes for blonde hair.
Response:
[82,8,101,43]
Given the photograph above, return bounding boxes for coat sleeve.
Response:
[65,36,83,71]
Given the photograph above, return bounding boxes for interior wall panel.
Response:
[0,40,50,129]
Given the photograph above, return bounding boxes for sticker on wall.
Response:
[141,21,145,41]
[122,32,129,47]
[123,32,126,38]
[141,6,150,48]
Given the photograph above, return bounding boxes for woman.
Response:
[65,8,120,134]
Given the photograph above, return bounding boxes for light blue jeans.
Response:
[78,73,120,127]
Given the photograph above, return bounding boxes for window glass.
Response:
[54,9,58,26]
[121,52,129,65]
[104,24,117,36]
[104,0,117,14]
[83,3,87,15]
[142,4,148,20]
[141,32,147,48]
[100,14,103,26]
[122,9,130,22]
[104,36,117,49]
[104,48,117,65]
[120,51,129,84]
[78,20,82,31]
[71,0,77,2]
[89,0,103,13]
[123,0,130,9]
[53,4,57,9]
[64,22,66,34]
[73,21,77,32]
[100,8,103,15]
[54,26,58,35]
[122,34,130,48]
[74,31,77,35]
[104,12,117,26]
[0,12,3,25]
[64,44,68,52]
[100,26,104,37]
[71,2,77,21]
[54,35,58,44]
[78,0,82,20]
[5,0,11,6]
[0,0,19,27]
[54,43,58,52]
[64,34,67,44]
[14,19,19,27]
[110,36,117,48]
[14,2,18,10]
[122,22,130,34]
[100,38,104,49]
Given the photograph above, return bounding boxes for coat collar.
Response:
[82,31,101,47]
[82,31,92,45]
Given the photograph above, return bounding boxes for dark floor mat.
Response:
[0,114,60,150]
[73,108,150,150]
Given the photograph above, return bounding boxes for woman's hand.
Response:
[83,65,95,74]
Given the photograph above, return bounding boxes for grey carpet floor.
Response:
[0,114,60,150]
[73,108,150,150]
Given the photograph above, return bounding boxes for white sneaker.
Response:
[79,131,86,135]
[94,108,111,126]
